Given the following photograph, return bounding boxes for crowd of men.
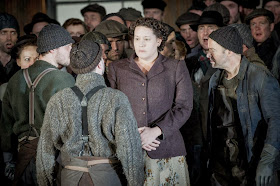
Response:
[0,0,280,185]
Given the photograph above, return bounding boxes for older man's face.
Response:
[250,16,274,45]
[264,1,280,24]
[197,24,219,51]
[0,28,18,54]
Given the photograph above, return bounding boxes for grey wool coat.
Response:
[108,53,193,159]
[36,72,144,186]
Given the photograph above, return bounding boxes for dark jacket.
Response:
[208,57,280,161]
[254,37,278,70]
[108,53,193,159]
[0,60,75,152]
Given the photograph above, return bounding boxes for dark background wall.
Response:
[0,0,193,36]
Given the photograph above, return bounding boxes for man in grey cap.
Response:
[207,25,280,186]
[0,13,20,86]
[0,24,75,185]
[95,20,128,66]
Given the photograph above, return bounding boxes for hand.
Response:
[5,162,16,180]
[255,144,279,186]
[140,127,161,151]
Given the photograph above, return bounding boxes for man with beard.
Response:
[0,13,20,85]
[95,20,128,67]
[0,24,75,185]
[207,25,280,186]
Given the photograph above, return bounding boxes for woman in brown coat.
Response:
[108,17,193,185]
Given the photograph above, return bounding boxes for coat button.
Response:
[143,112,146,115]
[142,98,145,101]
[142,83,145,86]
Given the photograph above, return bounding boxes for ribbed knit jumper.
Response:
[36,72,144,186]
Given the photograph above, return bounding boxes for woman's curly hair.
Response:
[129,17,168,51]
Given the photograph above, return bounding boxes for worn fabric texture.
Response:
[144,153,190,186]
[254,37,278,71]
[208,57,280,162]
[0,60,75,152]
[36,72,144,186]
[108,53,193,159]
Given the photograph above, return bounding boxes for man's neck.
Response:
[225,56,241,80]
[38,54,58,68]
[0,51,11,67]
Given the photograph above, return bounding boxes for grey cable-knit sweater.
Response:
[36,72,144,186]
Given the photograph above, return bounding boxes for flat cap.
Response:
[175,12,200,28]
[95,20,128,38]
[118,7,142,21]
[245,8,274,24]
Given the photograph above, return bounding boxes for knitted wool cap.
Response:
[70,40,102,74]
[175,12,200,28]
[229,23,253,48]
[245,8,274,24]
[118,7,142,21]
[95,20,128,38]
[209,26,243,54]
[141,0,167,11]
[37,24,74,53]
[0,13,20,35]
[263,0,280,7]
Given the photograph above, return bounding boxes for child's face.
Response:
[16,45,38,69]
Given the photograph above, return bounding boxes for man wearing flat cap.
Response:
[176,12,201,58]
[118,7,142,28]
[0,13,20,86]
[95,20,128,67]
[36,40,144,186]
[141,0,167,21]
[0,24,75,185]
[245,8,279,71]
[81,3,106,31]
[207,25,280,186]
